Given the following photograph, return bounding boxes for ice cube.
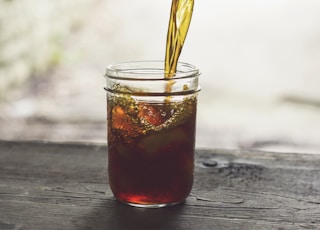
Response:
[138,104,166,126]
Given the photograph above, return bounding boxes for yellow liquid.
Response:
[165,0,194,83]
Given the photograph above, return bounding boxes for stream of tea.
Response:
[165,0,194,92]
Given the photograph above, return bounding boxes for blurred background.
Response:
[0,0,320,154]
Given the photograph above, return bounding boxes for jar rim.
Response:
[105,60,199,81]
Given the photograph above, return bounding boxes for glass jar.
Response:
[105,60,200,208]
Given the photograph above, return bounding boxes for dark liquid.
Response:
[107,97,197,205]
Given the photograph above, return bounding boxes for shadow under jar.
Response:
[105,61,200,208]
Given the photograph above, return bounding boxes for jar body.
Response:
[105,61,200,208]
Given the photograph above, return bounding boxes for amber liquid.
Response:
[108,99,197,205]
[165,0,194,92]
[107,0,195,206]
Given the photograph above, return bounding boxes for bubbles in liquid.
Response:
[109,94,196,144]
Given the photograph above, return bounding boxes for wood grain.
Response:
[0,141,319,230]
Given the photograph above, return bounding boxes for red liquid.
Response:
[107,98,196,205]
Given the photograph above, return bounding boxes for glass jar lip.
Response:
[105,60,199,81]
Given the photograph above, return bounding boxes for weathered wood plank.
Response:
[0,141,319,229]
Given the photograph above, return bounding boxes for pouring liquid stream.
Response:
[165,0,194,93]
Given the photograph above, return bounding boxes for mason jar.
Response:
[104,60,200,208]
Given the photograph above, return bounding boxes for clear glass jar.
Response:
[105,61,200,208]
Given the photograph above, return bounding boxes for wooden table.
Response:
[0,140,320,229]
